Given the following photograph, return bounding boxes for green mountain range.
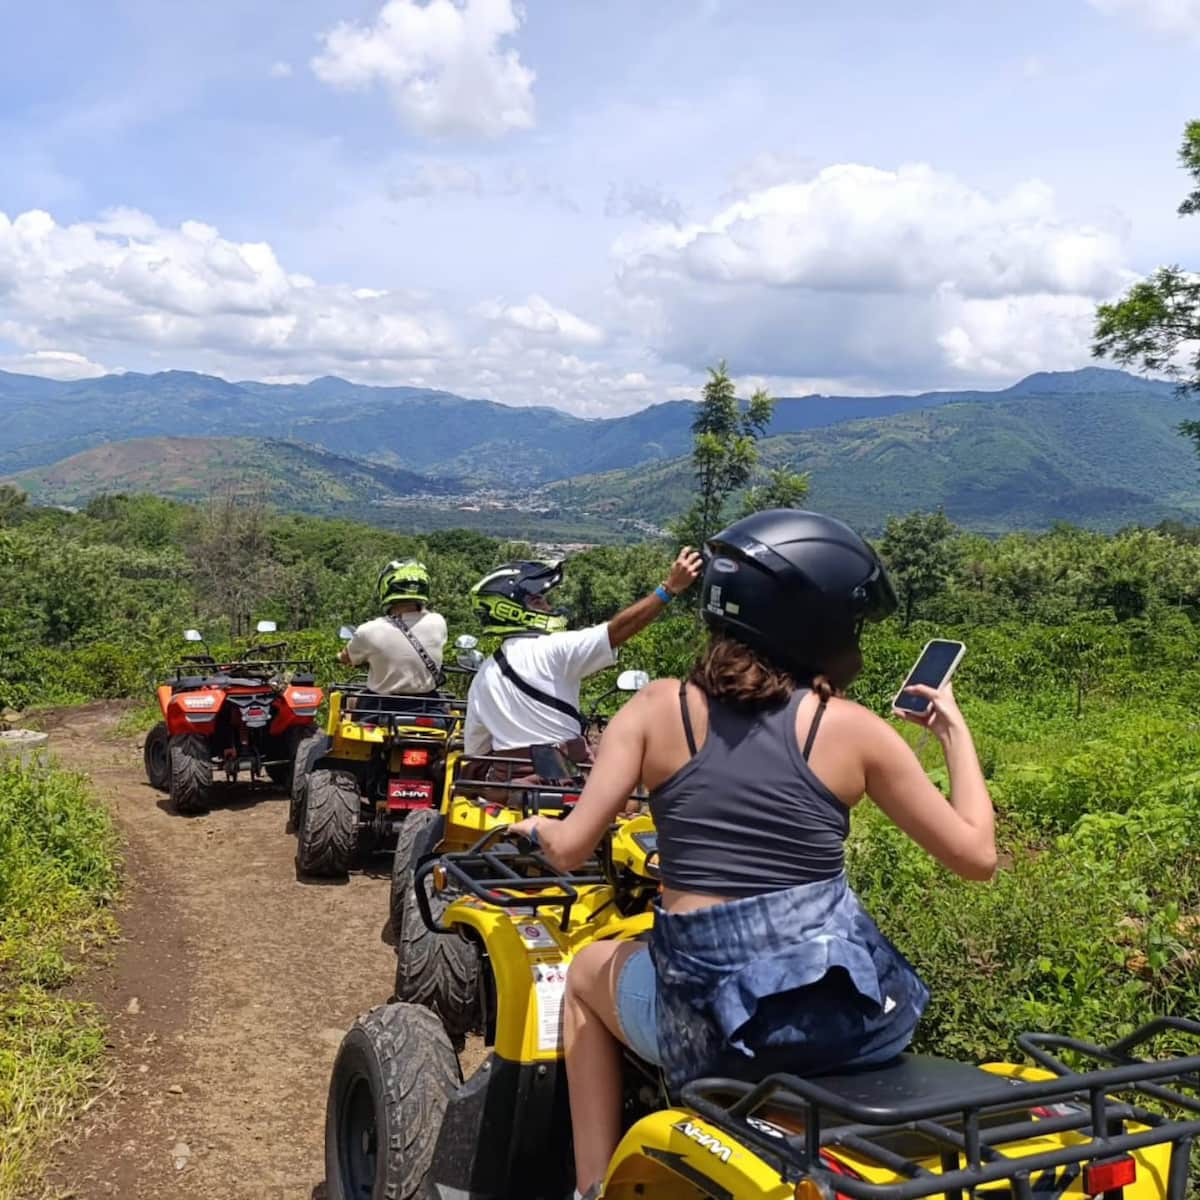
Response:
[10,437,458,513]
[0,364,1194,536]
[552,376,1200,533]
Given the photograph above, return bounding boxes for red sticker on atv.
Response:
[386,779,434,809]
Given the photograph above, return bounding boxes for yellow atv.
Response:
[325,822,1200,1200]
[387,665,649,1040]
[291,628,471,878]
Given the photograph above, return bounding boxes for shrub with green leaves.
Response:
[0,758,119,1200]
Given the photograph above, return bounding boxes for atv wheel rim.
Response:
[339,1074,378,1199]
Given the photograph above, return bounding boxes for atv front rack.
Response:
[414,828,604,935]
[682,1016,1200,1199]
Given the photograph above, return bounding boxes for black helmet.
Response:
[471,561,568,636]
[700,509,896,684]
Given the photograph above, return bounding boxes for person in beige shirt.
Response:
[338,559,447,695]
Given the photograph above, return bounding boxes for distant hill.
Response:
[2,365,1193,535]
[0,363,1165,486]
[550,377,1200,534]
[8,437,458,514]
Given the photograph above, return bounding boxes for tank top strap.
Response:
[677,680,698,757]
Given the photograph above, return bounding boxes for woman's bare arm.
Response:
[861,683,996,880]
[508,683,660,870]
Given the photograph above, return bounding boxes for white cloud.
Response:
[312,0,535,139]
[614,162,1131,387]
[477,294,606,347]
[269,61,293,79]
[0,349,113,380]
[1088,0,1200,38]
[0,208,457,375]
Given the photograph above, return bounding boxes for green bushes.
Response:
[0,757,119,1199]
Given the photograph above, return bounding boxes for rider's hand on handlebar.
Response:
[666,547,703,596]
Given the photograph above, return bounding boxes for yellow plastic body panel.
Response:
[444,887,650,1064]
[603,1109,793,1199]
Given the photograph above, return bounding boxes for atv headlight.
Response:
[182,695,216,709]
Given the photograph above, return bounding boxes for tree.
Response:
[0,485,29,528]
[878,510,959,628]
[675,361,775,544]
[739,465,810,518]
[1093,120,1200,451]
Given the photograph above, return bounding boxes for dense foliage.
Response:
[0,758,119,1200]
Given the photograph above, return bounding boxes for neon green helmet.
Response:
[470,561,568,636]
[378,559,430,609]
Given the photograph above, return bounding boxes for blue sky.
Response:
[0,0,1196,413]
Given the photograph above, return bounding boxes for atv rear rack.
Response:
[414,829,605,934]
[682,1016,1200,1199]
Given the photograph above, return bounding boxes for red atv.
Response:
[143,622,324,815]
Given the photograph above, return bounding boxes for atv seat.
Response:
[804,1054,1007,1117]
[690,1054,1033,1160]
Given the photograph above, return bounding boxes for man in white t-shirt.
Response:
[339,559,448,695]
[464,549,702,758]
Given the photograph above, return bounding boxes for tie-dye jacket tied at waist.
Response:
[648,873,930,1092]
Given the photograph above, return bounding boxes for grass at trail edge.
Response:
[0,756,119,1200]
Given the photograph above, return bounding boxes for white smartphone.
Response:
[892,639,966,716]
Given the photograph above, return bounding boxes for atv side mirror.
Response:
[183,629,203,643]
[457,648,484,670]
[338,625,355,641]
[455,634,479,650]
[256,620,278,634]
[617,669,650,692]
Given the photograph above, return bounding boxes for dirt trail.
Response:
[40,703,413,1200]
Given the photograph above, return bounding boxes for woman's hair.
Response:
[690,633,838,707]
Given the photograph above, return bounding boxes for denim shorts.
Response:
[614,945,662,1065]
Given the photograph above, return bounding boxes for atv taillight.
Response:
[1084,1156,1135,1194]
[402,748,430,767]
[815,1150,860,1200]
[414,716,436,727]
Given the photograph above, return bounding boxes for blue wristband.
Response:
[528,819,540,847]
[654,584,672,604]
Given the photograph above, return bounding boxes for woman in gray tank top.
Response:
[509,509,996,1200]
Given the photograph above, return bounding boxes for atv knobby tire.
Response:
[388,808,439,945]
[144,721,170,791]
[297,769,360,877]
[395,857,480,1040]
[289,730,328,832]
[169,734,212,815]
[325,1003,459,1200]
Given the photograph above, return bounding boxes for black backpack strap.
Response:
[678,680,698,757]
[493,645,584,732]
[385,615,444,686]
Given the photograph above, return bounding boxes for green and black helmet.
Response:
[471,561,568,636]
[378,559,430,609]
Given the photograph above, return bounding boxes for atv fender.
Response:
[603,1108,793,1200]
[428,1053,572,1200]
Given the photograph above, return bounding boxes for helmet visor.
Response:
[856,559,897,622]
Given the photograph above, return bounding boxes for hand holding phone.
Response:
[893,640,966,724]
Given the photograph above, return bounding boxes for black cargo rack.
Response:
[166,658,317,687]
[414,829,604,934]
[332,684,465,735]
[681,1017,1200,1200]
